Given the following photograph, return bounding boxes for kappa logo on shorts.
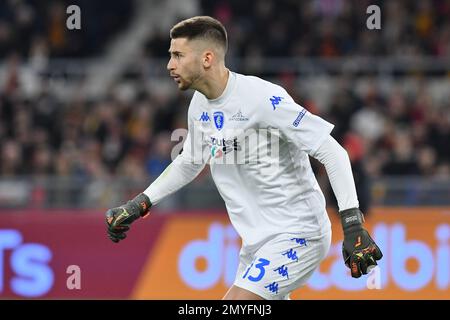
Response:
[282,248,299,262]
[264,282,279,294]
[290,237,307,247]
[274,265,289,279]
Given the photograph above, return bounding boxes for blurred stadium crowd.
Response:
[186,0,450,58]
[0,0,449,208]
[0,0,134,59]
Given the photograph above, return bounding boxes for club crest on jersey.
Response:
[213,111,224,130]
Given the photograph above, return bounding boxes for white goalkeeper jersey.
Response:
[146,71,337,251]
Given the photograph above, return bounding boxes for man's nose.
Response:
[167,58,174,71]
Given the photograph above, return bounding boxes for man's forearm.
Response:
[144,155,206,205]
[312,135,359,211]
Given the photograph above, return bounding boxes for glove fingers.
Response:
[108,230,127,239]
[354,248,380,276]
[108,233,120,243]
[366,233,383,261]
[363,244,383,267]
[365,248,379,268]
[359,255,369,274]
[366,256,378,271]
[373,244,383,260]
[108,234,120,242]
[105,207,133,242]
[350,255,362,278]
[108,230,127,241]
[112,225,130,232]
[342,244,351,268]
[108,233,120,242]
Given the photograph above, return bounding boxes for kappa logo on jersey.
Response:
[270,96,283,110]
[229,110,249,122]
[199,112,211,122]
[293,109,307,127]
[213,111,224,130]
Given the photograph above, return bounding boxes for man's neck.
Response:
[197,66,229,100]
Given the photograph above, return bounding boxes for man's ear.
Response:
[202,51,214,68]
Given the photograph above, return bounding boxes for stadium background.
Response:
[0,0,448,299]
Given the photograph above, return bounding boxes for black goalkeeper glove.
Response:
[105,193,152,243]
[340,208,383,278]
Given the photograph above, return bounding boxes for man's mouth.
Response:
[171,74,181,83]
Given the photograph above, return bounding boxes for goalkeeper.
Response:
[105,16,382,300]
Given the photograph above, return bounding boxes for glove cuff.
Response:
[340,207,364,232]
[129,193,152,218]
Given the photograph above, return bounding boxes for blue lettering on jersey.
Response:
[293,109,307,127]
[264,282,279,294]
[282,248,299,262]
[274,265,289,279]
[213,111,224,130]
[199,112,210,122]
[270,96,283,110]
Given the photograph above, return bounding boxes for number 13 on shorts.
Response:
[242,258,270,282]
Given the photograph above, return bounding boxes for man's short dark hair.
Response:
[170,16,227,53]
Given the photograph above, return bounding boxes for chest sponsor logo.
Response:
[209,137,241,158]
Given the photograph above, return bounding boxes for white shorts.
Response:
[233,229,332,300]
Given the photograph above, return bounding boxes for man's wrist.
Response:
[340,207,364,232]
[128,193,152,218]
